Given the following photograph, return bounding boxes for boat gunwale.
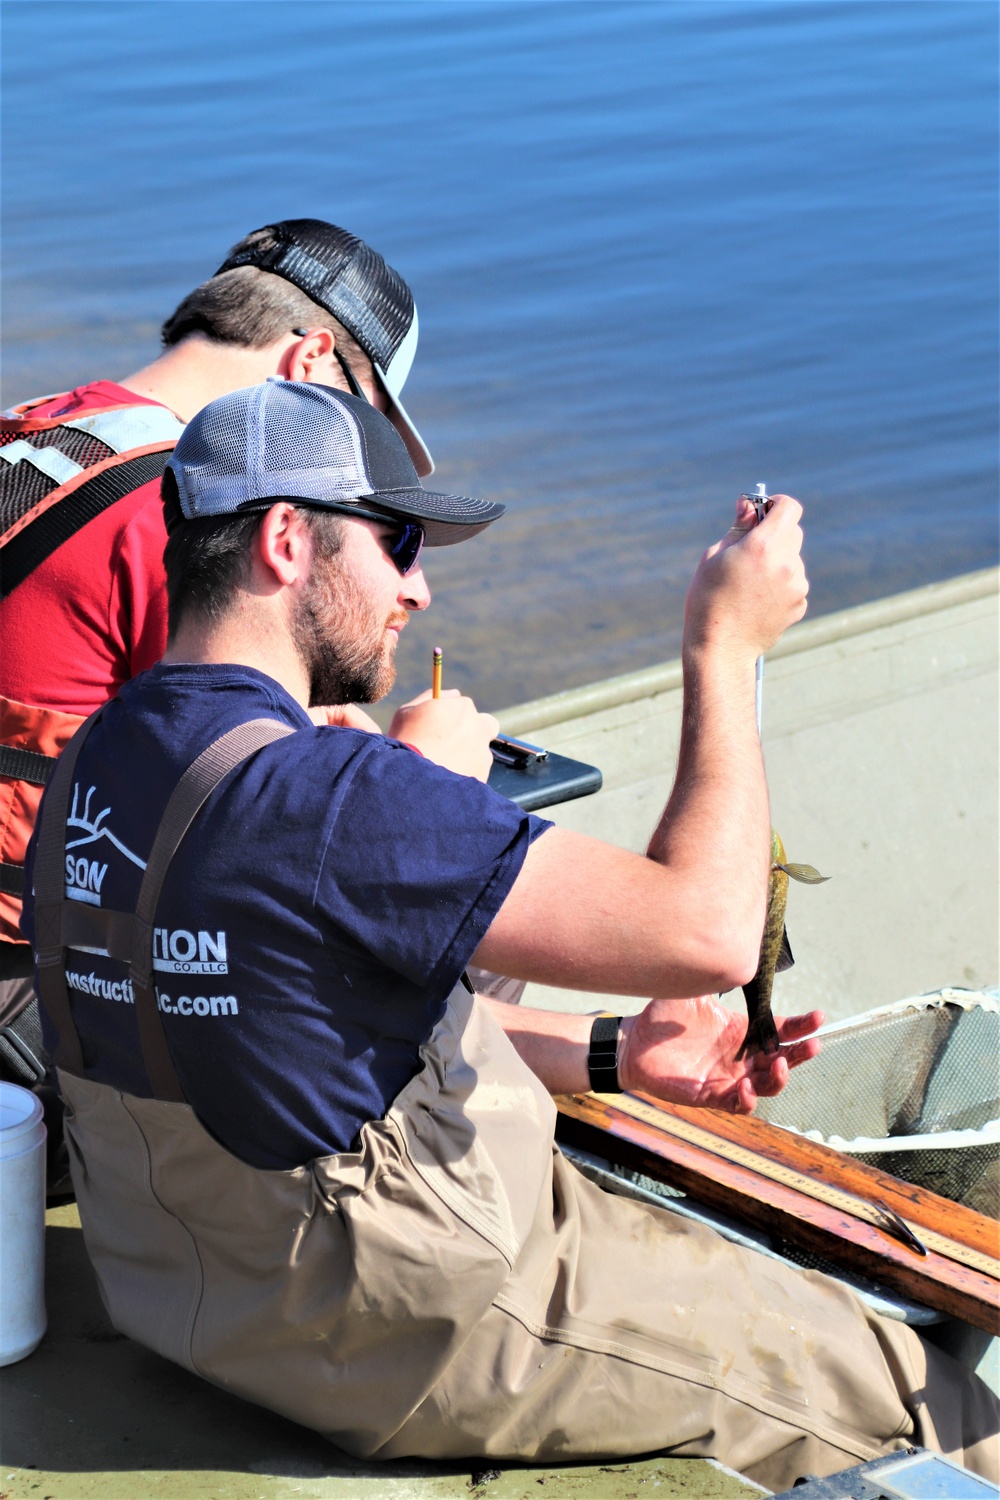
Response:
[497,566,999,735]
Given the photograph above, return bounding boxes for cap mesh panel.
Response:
[171,382,373,517]
[168,380,497,539]
[216,219,413,368]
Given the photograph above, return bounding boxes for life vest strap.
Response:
[0,743,56,786]
[0,862,25,897]
[32,708,104,1078]
[0,448,172,598]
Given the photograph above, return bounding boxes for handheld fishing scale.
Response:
[740,482,772,734]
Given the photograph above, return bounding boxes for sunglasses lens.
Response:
[391,523,424,576]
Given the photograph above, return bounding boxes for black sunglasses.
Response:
[371,515,425,577]
[304,501,425,576]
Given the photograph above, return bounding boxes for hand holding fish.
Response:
[617,994,824,1115]
[684,494,809,663]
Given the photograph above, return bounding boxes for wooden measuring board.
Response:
[555,1091,1000,1333]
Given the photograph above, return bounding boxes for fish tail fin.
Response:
[737,1008,781,1061]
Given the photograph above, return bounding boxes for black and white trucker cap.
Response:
[165,379,504,546]
[215,218,434,477]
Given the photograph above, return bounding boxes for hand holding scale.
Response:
[737,483,829,1059]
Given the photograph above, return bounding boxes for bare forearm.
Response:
[488,994,825,1116]
[488,998,593,1094]
[474,496,807,999]
[645,640,770,961]
[474,648,771,996]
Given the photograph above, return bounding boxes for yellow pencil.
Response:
[432,646,443,699]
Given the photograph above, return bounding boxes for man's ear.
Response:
[282,327,337,385]
[255,503,312,591]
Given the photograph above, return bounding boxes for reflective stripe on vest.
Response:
[1,398,184,451]
[0,397,183,940]
[1,398,184,563]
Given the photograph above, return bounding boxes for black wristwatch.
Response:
[587,1015,623,1094]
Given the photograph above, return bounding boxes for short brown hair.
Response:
[161,469,344,641]
[160,227,370,380]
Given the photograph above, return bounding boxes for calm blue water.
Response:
[3,1,997,711]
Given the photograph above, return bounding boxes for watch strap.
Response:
[587,1014,623,1094]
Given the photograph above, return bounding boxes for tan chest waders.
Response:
[32,715,997,1493]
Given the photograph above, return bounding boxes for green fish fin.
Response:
[775,925,794,974]
[778,862,830,884]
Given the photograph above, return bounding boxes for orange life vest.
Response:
[0,395,183,945]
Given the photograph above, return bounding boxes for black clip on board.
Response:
[487,733,602,812]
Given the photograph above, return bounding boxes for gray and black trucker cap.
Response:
[165,379,504,547]
[215,218,434,478]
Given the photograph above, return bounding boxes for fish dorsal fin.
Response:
[775,925,794,973]
[777,862,830,884]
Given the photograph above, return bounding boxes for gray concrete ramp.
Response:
[0,1206,765,1500]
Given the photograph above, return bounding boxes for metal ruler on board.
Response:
[599,1091,1000,1281]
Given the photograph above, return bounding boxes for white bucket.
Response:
[0,1082,47,1365]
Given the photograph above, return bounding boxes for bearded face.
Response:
[291,518,403,706]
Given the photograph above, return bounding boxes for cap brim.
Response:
[375,373,434,479]
[361,487,505,546]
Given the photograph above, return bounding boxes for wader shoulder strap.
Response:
[128,719,294,1101]
[33,715,294,1100]
[33,710,106,1076]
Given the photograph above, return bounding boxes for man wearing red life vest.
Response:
[0,218,445,1112]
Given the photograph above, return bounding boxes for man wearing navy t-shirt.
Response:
[21,382,997,1490]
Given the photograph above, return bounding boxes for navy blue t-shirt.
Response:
[21,664,550,1168]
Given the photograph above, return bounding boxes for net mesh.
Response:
[755,993,999,1215]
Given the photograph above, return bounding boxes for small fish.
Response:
[738,830,829,1059]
